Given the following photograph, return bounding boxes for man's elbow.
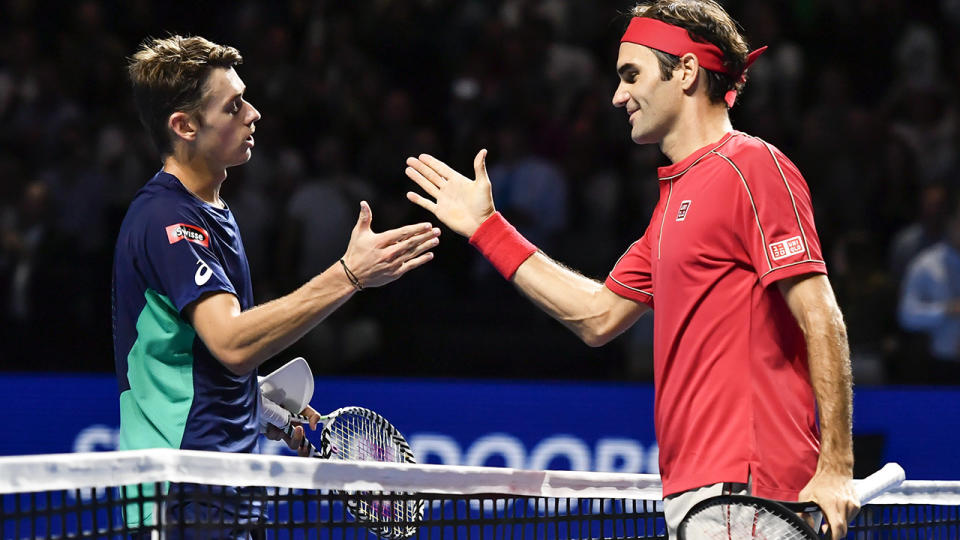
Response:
[802,303,847,338]
[208,346,256,376]
[580,325,618,348]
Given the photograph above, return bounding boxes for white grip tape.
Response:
[260,393,293,429]
[856,463,906,504]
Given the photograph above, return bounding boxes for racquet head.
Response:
[678,495,820,540]
[319,406,416,464]
[319,406,422,539]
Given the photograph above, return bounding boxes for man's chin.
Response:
[630,126,663,146]
[631,134,656,145]
[228,150,253,168]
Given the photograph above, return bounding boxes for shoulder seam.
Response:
[712,151,774,273]
[758,140,812,259]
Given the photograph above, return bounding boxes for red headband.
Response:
[620,17,767,108]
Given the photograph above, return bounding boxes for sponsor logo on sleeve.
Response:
[676,200,692,221]
[769,235,805,260]
[195,258,213,286]
[166,223,210,247]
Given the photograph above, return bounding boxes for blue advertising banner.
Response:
[0,374,956,480]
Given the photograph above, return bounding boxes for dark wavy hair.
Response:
[630,1,750,106]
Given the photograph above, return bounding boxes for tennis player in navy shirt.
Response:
[114,35,440,535]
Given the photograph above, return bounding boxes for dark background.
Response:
[1,0,958,384]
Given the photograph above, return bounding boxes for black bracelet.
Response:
[339,259,363,291]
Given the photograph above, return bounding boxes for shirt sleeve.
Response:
[142,207,237,313]
[605,219,656,308]
[729,143,827,288]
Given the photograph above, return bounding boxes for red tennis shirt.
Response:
[605,131,825,500]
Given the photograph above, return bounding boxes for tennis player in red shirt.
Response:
[405,1,859,538]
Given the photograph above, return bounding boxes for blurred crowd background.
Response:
[1,0,959,384]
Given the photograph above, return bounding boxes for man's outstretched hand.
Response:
[340,201,441,289]
[405,150,496,238]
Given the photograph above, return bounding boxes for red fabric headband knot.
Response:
[620,17,766,108]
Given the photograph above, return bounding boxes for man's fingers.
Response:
[379,222,435,245]
[820,499,858,540]
[826,508,847,540]
[300,406,321,430]
[405,166,441,198]
[387,228,441,261]
[397,251,435,274]
[354,201,373,232]
[418,153,464,182]
[403,229,442,259]
[406,191,439,215]
[286,425,305,451]
[473,149,489,183]
[264,424,283,441]
[406,156,447,187]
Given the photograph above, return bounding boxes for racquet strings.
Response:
[325,409,422,538]
[681,498,817,540]
[326,411,399,462]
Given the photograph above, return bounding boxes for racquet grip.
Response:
[855,462,905,504]
[281,420,322,458]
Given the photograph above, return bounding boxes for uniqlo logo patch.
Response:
[166,223,210,248]
[676,200,692,221]
[769,235,804,260]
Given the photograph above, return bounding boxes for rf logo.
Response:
[676,200,692,221]
[195,259,213,286]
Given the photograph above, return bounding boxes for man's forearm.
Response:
[512,252,648,346]
[778,274,855,475]
[807,312,854,473]
[191,262,358,374]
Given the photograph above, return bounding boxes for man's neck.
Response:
[162,154,226,207]
[660,101,733,164]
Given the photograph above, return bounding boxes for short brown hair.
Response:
[127,35,243,156]
[630,1,749,106]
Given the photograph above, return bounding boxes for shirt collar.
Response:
[657,131,739,181]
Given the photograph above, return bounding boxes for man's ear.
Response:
[169,111,198,143]
[678,52,701,92]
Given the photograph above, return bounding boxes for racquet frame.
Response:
[278,406,423,539]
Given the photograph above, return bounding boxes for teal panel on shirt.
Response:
[118,289,195,526]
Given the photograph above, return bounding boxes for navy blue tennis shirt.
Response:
[112,170,259,454]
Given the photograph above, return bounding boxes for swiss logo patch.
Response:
[166,223,210,248]
[769,235,804,260]
[676,200,692,221]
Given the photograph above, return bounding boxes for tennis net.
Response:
[1,449,957,539]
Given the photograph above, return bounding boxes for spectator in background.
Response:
[898,197,960,383]
[487,122,568,252]
[889,183,949,280]
[278,136,379,366]
[0,180,72,367]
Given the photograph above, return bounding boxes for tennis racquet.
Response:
[677,463,906,539]
[274,406,423,539]
[260,358,423,538]
[277,406,416,464]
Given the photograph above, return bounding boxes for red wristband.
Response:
[469,212,538,280]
